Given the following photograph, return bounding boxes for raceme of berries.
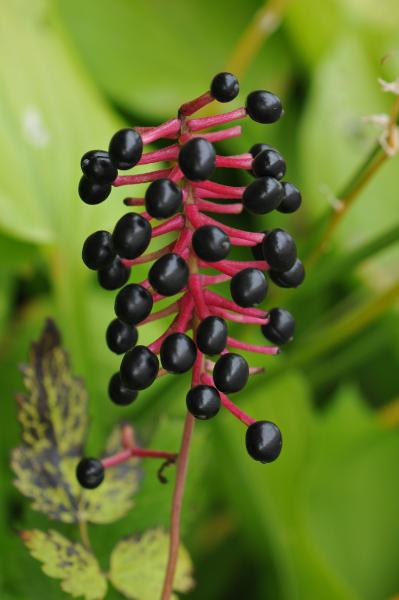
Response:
[76,72,304,489]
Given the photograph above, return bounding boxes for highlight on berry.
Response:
[76,72,304,488]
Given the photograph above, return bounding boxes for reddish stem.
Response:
[188,274,209,319]
[227,336,279,355]
[187,107,247,131]
[180,125,242,144]
[179,91,214,116]
[152,215,185,237]
[204,289,266,317]
[114,168,172,186]
[123,197,144,206]
[121,244,174,266]
[141,118,181,144]
[201,373,255,426]
[102,447,177,469]
[138,145,179,165]
[201,273,231,285]
[215,153,252,169]
[196,199,243,214]
[208,305,268,325]
[192,180,245,198]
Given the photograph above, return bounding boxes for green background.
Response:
[1,0,399,598]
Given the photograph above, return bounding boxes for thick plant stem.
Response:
[160,412,195,600]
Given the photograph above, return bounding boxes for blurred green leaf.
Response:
[109,527,194,600]
[21,529,107,599]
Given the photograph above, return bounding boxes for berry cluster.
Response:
[76,73,303,489]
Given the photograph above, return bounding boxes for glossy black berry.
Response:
[213,352,249,393]
[261,308,295,345]
[249,143,272,158]
[245,421,282,463]
[210,72,239,103]
[76,458,104,489]
[192,225,231,262]
[106,318,138,354]
[97,257,131,290]
[160,333,197,374]
[80,150,117,184]
[145,179,183,219]
[270,258,305,288]
[120,345,159,390]
[243,177,283,214]
[277,182,302,214]
[178,138,216,181]
[115,284,153,325]
[78,175,111,205]
[246,90,283,124]
[186,385,221,419]
[148,253,189,296]
[196,316,227,355]
[250,230,267,261]
[108,128,143,170]
[262,229,297,272]
[252,148,286,180]
[82,231,115,270]
[112,212,152,260]
[230,268,268,307]
[108,372,138,405]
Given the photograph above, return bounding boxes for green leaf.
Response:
[109,528,194,600]
[12,320,141,524]
[21,529,107,599]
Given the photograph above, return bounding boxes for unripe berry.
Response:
[108,372,138,405]
[97,257,131,290]
[243,177,283,214]
[210,72,239,103]
[196,316,227,355]
[82,231,115,270]
[80,150,117,184]
[262,229,297,272]
[120,345,159,390]
[108,128,143,170]
[270,258,305,288]
[114,284,153,325]
[230,268,268,307]
[186,385,221,419]
[106,318,138,354]
[78,175,111,205]
[213,353,249,393]
[277,182,302,214]
[245,421,282,463]
[246,90,283,124]
[160,333,197,374]
[178,138,216,181]
[76,457,104,489]
[252,148,286,180]
[261,308,295,345]
[148,253,189,296]
[145,179,183,219]
[112,212,152,260]
[192,225,231,262]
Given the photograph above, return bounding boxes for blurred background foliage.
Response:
[0,0,399,598]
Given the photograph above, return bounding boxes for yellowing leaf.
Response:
[110,528,194,600]
[21,529,107,599]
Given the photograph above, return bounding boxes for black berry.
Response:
[213,352,249,393]
[108,128,143,170]
[210,72,239,103]
[246,90,283,124]
[106,318,138,354]
[76,458,104,489]
[230,268,268,307]
[148,253,189,296]
[80,150,117,184]
[192,225,231,262]
[196,316,227,355]
[108,372,138,405]
[249,143,272,158]
[252,148,286,180]
[261,308,295,345]
[178,138,216,181]
[120,345,159,390]
[97,257,131,290]
[251,230,267,261]
[78,175,111,205]
[112,212,152,260]
[160,333,197,374]
[270,258,305,288]
[245,421,282,463]
[186,385,221,419]
[115,284,153,325]
[243,177,283,214]
[262,229,297,272]
[277,182,302,214]
[145,179,183,219]
[82,231,115,270]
